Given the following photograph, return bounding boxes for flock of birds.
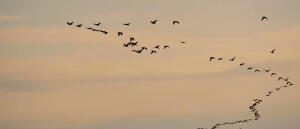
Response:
[198,48,295,129]
[67,19,185,55]
[66,16,295,129]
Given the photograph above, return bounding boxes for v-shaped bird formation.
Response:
[65,16,296,129]
[66,19,185,55]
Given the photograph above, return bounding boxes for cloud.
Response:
[0,15,21,21]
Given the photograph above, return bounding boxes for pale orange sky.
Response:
[0,0,300,129]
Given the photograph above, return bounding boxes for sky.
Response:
[0,0,300,129]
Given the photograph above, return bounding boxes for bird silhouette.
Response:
[218,58,223,61]
[264,69,271,72]
[247,67,253,70]
[130,37,135,41]
[154,45,160,49]
[94,22,101,26]
[92,29,99,32]
[117,32,123,36]
[278,77,284,81]
[261,16,268,21]
[270,49,276,54]
[141,47,148,51]
[67,21,74,25]
[132,50,142,53]
[286,81,291,85]
[173,20,180,25]
[76,24,82,27]
[86,27,93,30]
[151,50,157,54]
[275,87,281,91]
[210,57,215,61]
[289,83,294,86]
[150,20,158,24]
[164,45,169,49]
[240,63,245,66]
[255,69,261,72]
[284,78,289,81]
[271,73,276,76]
[99,30,108,34]
[123,23,131,26]
[180,41,186,44]
[123,43,130,47]
[229,57,236,61]
[131,42,138,46]
[283,85,288,88]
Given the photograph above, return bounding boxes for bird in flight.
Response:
[99,30,108,34]
[218,58,223,61]
[131,42,138,47]
[173,20,180,25]
[270,49,276,54]
[275,87,281,91]
[151,50,157,54]
[141,47,148,51]
[94,22,101,26]
[154,45,160,49]
[210,57,215,61]
[150,20,158,24]
[261,16,268,21]
[132,49,142,53]
[130,37,135,41]
[117,32,123,36]
[284,78,289,81]
[247,67,253,70]
[86,27,93,30]
[67,21,74,25]
[240,63,245,66]
[123,23,131,26]
[271,73,276,76]
[278,77,284,81]
[180,41,186,44]
[255,69,261,72]
[264,69,271,72]
[76,24,82,27]
[229,57,236,61]
[123,43,130,47]
[164,45,169,49]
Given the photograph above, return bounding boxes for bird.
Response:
[240,63,245,66]
[261,16,268,21]
[123,43,130,47]
[123,23,131,26]
[248,67,253,70]
[270,49,276,54]
[151,50,157,54]
[86,27,93,30]
[264,69,271,72]
[141,47,148,51]
[130,37,135,41]
[164,45,169,49]
[275,87,281,91]
[173,20,180,25]
[218,58,223,61]
[67,21,74,25]
[210,57,215,61]
[92,29,99,32]
[271,73,276,76]
[131,42,138,47]
[94,22,101,26]
[150,20,158,24]
[99,30,108,34]
[180,41,186,44]
[268,91,273,94]
[117,32,123,36]
[278,77,284,81]
[76,24,82,27]
[154,45,160,49]
[289,83,294,86]
[286,81,291,85]
[283,85,288,88]
[284,78,289,81]
[229,57,236,61]
[255,69,261,72]
[132,50,142,53]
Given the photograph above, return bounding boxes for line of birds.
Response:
[198,50,295,129]
[66,20,186,55]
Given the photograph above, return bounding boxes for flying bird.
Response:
[117,32,123,36]
[173,20,180,25]
[154,45,160,49]
[99,30,108,34]
[86,27,93,30]
[164,45,169,49]
[264,69,271,72]
[123,43,130,47]
[218,58,223,61]
[261,16,268,21]
[151,50,157,54]
[123,23,131,26]
[150,20,158,24]
[131,42,138,47]
[67,21,74,25]
[180,41,186,44]
[278,77,284,81]
[275,87,281,91]
[255,69,261,72]
[130,37,135,41]
[132,50,142,53]
[247,67,253,70]
[210,57,215,61]
[141,47,148,51]
[271,73,276,76]
[270,49,276,54]
[76,24,82,27]
[229,57,236,61]
[94,22,101,26]
[284,78,289,81]
[240,63,245,66]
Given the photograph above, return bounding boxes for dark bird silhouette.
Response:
[151,50,157,54]
[86,27,93,30]
[283,85,288,88]
[270,49,276,54]
[268,91,273,94]
[123,23,131,26]
[132,49,142,53]
[173,20,180,25]
[289,83,294,86]
[247,67,253,70]
[99,30,108,34]
[286,81,291,85]
[255,69,261,72]
[92,29,99,32]
[123,43,130,47]
[275,87,281,91]
[67,21,74,25]
[94,22,101,26]
[154,45,160,49]
[180,41,186,44]
[240,63,245,66]
[150,20,158,24]
[117,32,123,36]
[261,16,268,21]
[264,69,271,72]
[284,78,289,81]
[218,58,223,61]
[229,57,236,61]
[210,57,215,61]
[164,45,169,49]
[131,42,138,47]
[130,37,135,41]
[141,47,147,51]
[266,94,271,96]
[271,73,276,76]
[76,24,82,27]
[278,77,284,81]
